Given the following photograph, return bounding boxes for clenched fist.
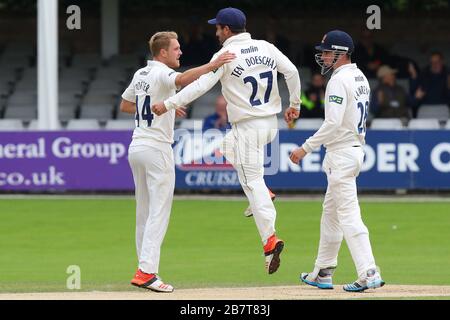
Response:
[284,107,300,125]
[289,147,307,164]
[152,102,168,116]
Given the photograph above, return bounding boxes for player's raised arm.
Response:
[175,51,235,88]
[152,55,225,116]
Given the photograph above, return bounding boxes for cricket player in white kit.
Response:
[290,30,385,292]
[153,7,301,274]
[120,31,235,292]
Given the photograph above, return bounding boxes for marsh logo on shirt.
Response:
[329,95,343,104]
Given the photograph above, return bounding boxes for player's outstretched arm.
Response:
[175,51,235,88]
[152,56,225,116]
[119,97,185,117]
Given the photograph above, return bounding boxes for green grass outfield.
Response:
[0,198,449,293]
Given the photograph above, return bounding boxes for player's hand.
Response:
[284,107,300,124]
[175,106,187,118]
[211,51,236,69]
[289,147,307,165]
[152,102,168,116]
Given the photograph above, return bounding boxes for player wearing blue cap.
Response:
[290,30,385,292]
[152,7,302,275]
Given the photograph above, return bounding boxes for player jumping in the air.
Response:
[152,8,301,274]
[290,30,385,292]
[120,31,235,292]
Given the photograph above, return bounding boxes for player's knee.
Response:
[336,195,359,213]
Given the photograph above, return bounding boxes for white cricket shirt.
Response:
[122,60,180,147]
[302,63,370,153]
[163,33,301,124]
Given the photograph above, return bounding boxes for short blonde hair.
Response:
[149,31,178,57]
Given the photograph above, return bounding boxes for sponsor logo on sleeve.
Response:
[329,95,344,104]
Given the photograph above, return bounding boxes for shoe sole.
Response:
[131,282,174,293]
[300,275,334,290]
[244,209,253,218]
[268,241,284,274]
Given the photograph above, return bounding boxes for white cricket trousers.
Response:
[314,146,377,281]
[221,115,279,243]
[128,144,175,274]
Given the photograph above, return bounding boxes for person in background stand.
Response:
[371,65,411,122]
[202,95,231,131]
[300,73,326,119]
[409,52,450,117]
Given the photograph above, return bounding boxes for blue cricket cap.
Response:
[208,7,246,30]
[315,30,354,54]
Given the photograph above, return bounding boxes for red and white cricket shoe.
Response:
[263,234,284,274]
[131,269,174,293]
